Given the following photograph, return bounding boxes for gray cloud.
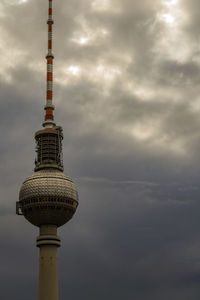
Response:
[2,0,200,299]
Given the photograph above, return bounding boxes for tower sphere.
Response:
[19,169,79,227]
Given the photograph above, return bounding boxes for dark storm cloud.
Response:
[2,0,200,299]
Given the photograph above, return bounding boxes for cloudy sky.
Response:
[2,0,200,299]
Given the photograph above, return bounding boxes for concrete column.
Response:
[36,225,61,300]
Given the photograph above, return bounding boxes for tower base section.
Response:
[37,225,60,300]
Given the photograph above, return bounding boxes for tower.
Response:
[16,1,79,300]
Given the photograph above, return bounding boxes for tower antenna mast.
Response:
[44,0,55,127]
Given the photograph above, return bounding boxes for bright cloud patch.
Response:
[159,13,175,25]
[67,66,80,76]
[5,0,28,5]
[71,16,109,46]
[96,64,121,81]
[91,0,111,11]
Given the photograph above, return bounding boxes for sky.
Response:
[2,0,200,299]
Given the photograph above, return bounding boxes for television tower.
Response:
[16,1,79,300]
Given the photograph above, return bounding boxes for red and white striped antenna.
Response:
[43,0,55,128]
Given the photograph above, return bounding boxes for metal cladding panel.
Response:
[19,170,79,203]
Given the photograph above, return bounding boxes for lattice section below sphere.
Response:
[19,169,79,227]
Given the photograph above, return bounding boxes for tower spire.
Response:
[44,0,55,128]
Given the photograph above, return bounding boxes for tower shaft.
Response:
[37,225,60,300]
[45,0,55,124]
